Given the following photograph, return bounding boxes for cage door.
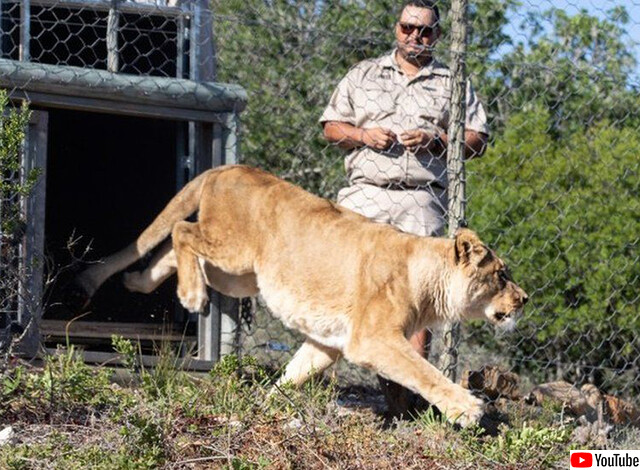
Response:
[16,109,48,356]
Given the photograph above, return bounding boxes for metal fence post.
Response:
[440,0,468,382]
[218,112,240,357]
[19,0,29,61]
[15,111,48,358]
[107,0,120,73]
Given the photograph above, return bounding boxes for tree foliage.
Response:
[465,6,640,389]
[486,7,640,133]
[213,0,396,196]
[0,90,32,238]
[212,1,640,392]
[1,90,34,348]
[468,106,640,387]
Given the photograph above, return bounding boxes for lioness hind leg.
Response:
[275,339,341,388]
[345,334,483,427]
[123,239,176,294]
[172,221,209,313]
[74,243,142,299]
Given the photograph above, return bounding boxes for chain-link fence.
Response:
[1,0,639,431]
[1,0,197,76]
[212,0,640,412]
[0,90,29,354]
[0,0,244,362]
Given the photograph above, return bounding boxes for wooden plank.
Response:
[189,0,199,81]
[195,0,215,81]
[41,319,195,342]
[218,114,240,357]
[176,15,185,79]
[198,292,220,362]
[44,348,214,372]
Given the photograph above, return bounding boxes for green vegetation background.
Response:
[212,0,640,395]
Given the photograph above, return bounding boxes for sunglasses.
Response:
[398,22,437,38]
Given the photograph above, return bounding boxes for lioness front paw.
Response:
[178,288,209,313]
[441,387,484,428]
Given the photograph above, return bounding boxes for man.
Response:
[320,0,490,418]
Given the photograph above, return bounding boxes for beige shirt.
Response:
[320,50,489,188]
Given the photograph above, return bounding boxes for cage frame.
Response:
[0,0,247,366]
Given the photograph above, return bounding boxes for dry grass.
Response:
[0,343,631,469]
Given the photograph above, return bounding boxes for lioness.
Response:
[75,165,527,426]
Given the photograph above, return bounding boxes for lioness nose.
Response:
[522,292,529,305]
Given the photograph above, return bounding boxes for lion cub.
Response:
[75,165,527,426]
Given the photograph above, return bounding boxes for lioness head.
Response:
[453,228,528,330]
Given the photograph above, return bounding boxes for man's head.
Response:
[395,1,441,63]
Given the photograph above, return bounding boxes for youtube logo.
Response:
[571,450,640,468]
[571,452,593,468]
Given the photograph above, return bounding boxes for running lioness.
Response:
[75,165,527,426]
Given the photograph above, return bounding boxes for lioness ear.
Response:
[454,228,487,265]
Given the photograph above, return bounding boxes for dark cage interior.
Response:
[43,108,183,327]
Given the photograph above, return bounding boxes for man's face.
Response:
[395,5,440,61]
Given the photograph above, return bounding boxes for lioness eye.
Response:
[496,270,507,288]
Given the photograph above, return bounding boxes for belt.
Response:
[381,181,445,191]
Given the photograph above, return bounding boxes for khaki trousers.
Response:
[337,183,447,237]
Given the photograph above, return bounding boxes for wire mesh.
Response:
[212,0,640,416]
[0,0,240,361]
[1,0,185,76]
[0,146,22,352]
[0,0,639,433]
[0,92,31,353]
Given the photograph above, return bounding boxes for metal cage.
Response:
[0,0,246,365]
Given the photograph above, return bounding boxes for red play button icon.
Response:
[571,452,593,468]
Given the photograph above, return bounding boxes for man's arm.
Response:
[401,129,488,159]
[437,130,488,159]
[323,121,363,150]
[463,130,489,160]
[323,121,397,151]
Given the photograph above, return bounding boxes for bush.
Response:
[468,105,640,390]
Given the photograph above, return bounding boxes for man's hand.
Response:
[400,129,440,152]
[362,127,397,150]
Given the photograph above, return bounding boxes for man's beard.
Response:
[398,41,434,62]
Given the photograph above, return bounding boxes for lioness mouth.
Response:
[494,312,507,321]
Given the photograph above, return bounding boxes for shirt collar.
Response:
[383,48,450,78]
[380,49,399,70]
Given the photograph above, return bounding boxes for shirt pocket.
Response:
[415,88,450,130]
[355,83,398,124]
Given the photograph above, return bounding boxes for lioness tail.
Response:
[75,168,215,296]
[135,169,211,256]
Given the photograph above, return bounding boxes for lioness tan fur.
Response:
[76,165,528,426]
